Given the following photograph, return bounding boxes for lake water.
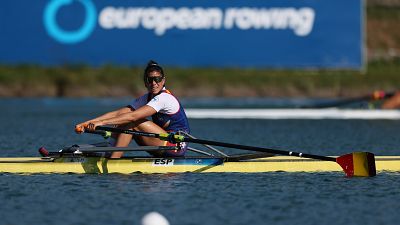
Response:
[0,98,399,225]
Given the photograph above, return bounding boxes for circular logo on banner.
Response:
[44,0,97,44]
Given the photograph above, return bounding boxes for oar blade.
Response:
[336,152,376,177]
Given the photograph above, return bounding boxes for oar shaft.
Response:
[182,137,336,161]
[309,96,366,108]
[78,146,177,152]
[97,126,159,138]
[96,126,335,162]
[302,91,395,108]
[85,130,111,138]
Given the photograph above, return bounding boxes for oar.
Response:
[38,145,177,157]
[302,90,394,108]
[85,130,112,138]
[94,126,376,177]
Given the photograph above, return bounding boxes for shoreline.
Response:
[1,60,400,98]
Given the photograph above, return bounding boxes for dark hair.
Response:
[143,60,165,84]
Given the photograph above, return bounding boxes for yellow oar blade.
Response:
[336,152,376,177]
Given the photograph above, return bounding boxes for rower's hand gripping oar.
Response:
[75,125,111,139]
[95,126,376,177]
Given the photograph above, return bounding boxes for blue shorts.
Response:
[148,141,188,157]
[166,141,188,157]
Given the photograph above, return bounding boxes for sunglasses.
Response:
[145,76,164,84]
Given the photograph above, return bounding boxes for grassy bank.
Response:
[1,2,400,98]
[1,60,400,98]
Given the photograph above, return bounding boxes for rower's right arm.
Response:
[75,107,132,133]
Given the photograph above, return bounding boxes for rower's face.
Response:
[145,71,165,95]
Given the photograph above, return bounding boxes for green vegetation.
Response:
[1,60,400,98]
[1,2,400,98]
[367,4,400,19]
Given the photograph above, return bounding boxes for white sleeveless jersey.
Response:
[129,89,190,133]
[130,92,180,114]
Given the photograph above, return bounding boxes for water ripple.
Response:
[1,99,400,225]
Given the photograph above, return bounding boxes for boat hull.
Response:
[0,156,399,174]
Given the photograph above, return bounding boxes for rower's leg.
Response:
[111,119,167,158]
[111,132,133,158]
[132,120,167,145]
[132,121,188,157]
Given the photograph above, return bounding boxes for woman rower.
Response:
[382,91,400,109]
[75,60,190,158]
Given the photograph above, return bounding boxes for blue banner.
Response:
[0,0,364,69]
